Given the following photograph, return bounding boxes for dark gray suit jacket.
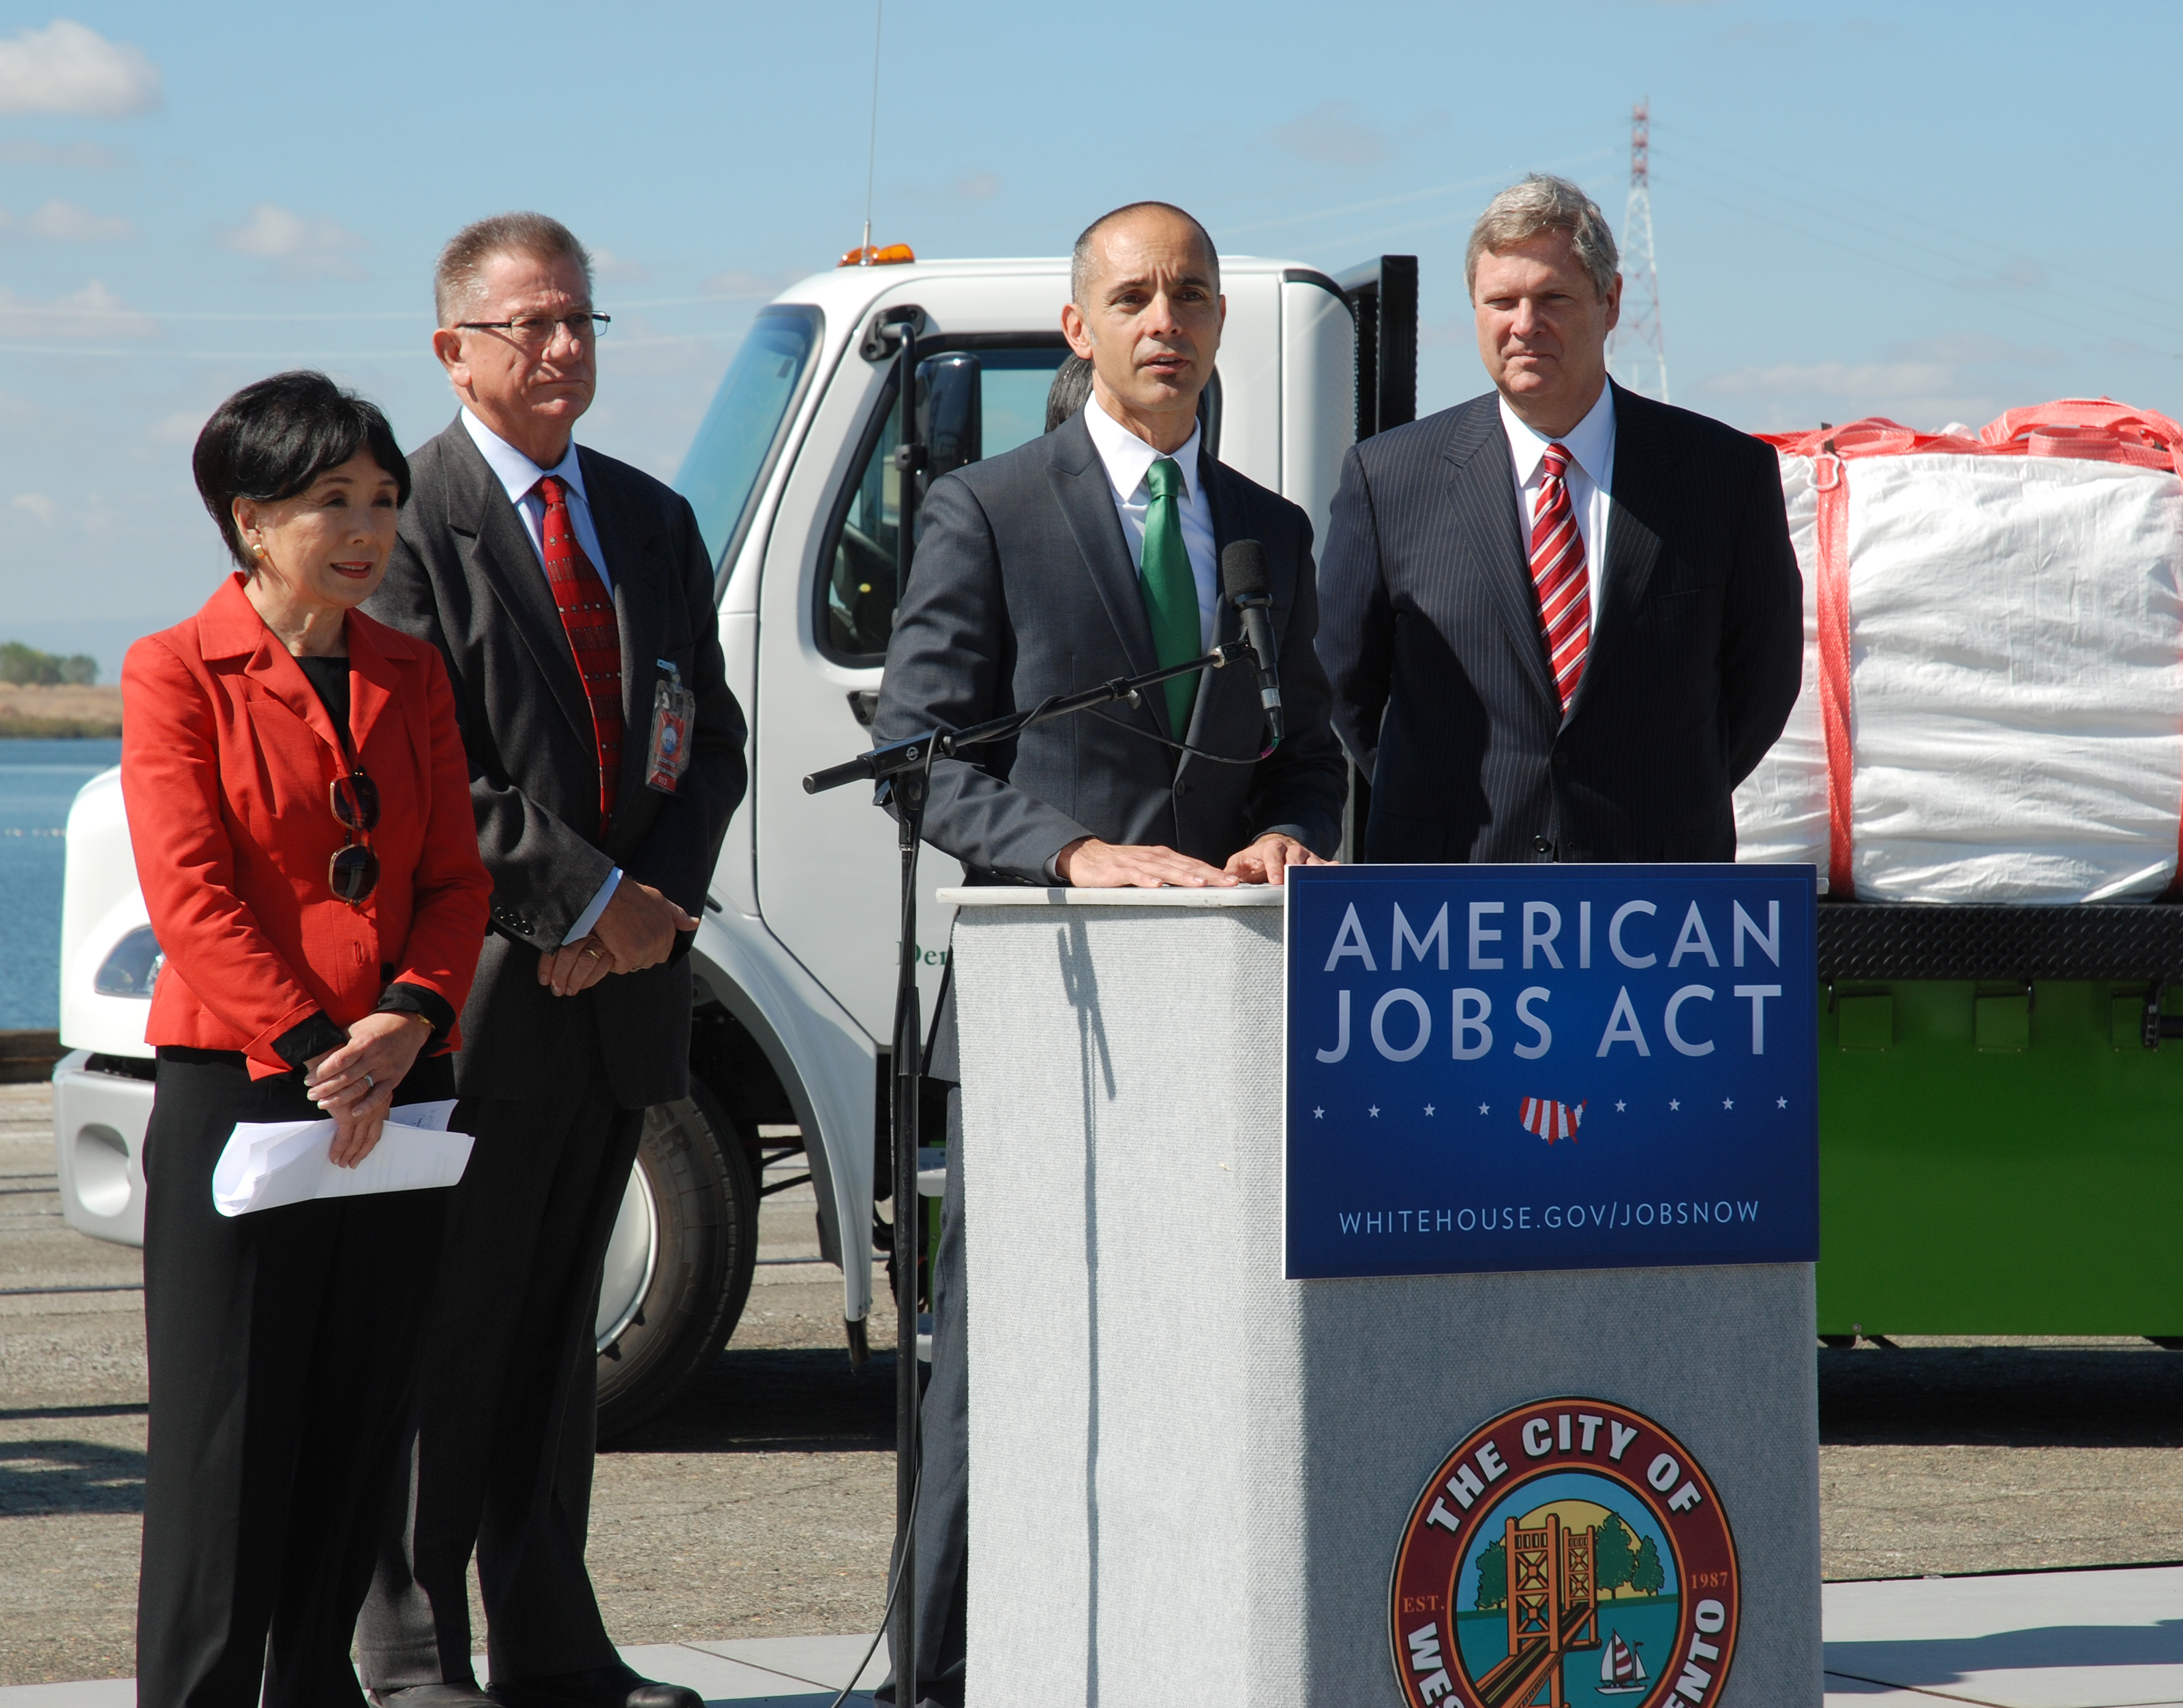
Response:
[1316,384,1802,864]
[366,418,747,1107]
[873,408,1348,885]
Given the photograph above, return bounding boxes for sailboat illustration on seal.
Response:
[1597,1628,1648,1693]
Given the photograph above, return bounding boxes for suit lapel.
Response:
[1573,383,1670,716]
[344,618,400,758]
[441,420,595,751]
[582,447,671,819]
[1180,451,1246,765]
[1046,412,1163,705]
[1444,399,1559,713]
[202,574,348,759]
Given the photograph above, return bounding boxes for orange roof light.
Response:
[838,242,916,268]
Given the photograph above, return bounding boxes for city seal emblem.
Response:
[1389,1397,1737,1707]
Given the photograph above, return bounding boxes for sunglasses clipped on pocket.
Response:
[329,769,381,904]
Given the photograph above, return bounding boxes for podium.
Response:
[944,886,1821,1707]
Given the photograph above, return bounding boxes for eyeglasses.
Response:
[329,769,381,905]
[453,312,611,348]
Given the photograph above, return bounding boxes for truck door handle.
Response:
[847,689,879,728]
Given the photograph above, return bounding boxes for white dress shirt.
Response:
[1081,393,1220,649]
[459,407,622,942]
[461,408,614,594]
[1500,384,1616,636]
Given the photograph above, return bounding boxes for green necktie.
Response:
[1140,456,1200,735]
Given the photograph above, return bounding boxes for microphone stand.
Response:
[802,635,1254,1698]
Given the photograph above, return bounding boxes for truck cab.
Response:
[51,250,1397,1434]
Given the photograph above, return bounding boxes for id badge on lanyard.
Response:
[644,659,695,794]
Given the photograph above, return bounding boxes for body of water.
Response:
[0,739,121,1030]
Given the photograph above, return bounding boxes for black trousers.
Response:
[136,1047,453,1708]
[357,1043,644,1688]
[900,1081,969,1706]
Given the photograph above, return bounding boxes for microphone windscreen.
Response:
[1220,538,1270,602]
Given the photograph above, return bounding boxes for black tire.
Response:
[595,1080,759,1441]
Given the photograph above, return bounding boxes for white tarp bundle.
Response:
[1733,402,2183,903]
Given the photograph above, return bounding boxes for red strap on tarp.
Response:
[1760,400,2183,902]
[1812,449,1856,899]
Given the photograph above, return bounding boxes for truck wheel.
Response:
[594,1081,758,1441]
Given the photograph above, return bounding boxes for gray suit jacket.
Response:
[366,418,747,1107]
[874,408,1347,885]
[1316,384,1803,864]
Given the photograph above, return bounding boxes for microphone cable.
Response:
[827,1453,921,1708]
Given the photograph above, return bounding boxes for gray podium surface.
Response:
[944,887,1820,1707]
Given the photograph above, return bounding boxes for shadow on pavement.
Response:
[1821,1345,2183,1447]
[603,1346,901,1454]
[1826,1617,2183,1683]
[0,1435,146,1515]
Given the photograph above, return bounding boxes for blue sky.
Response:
[1,0,2178,673]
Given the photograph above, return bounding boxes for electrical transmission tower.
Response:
[1608,100,1668,403]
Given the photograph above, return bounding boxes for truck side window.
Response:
[819,341,1068,666]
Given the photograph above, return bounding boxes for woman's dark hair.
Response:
[1044,354,1095,434]
[192,370,411,570]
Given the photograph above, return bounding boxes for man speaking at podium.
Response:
[870,200,1346,1705]
[1317,175,1802,863]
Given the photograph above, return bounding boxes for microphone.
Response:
[1220,539,1284,742]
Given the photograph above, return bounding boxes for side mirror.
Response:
[916,353,982,491]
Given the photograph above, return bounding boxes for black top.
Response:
[269,650,457,1071]
[295,654,352,737]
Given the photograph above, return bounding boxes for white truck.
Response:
[50,247,1417,1436]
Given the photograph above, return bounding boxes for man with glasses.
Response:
[357,211,747,1708]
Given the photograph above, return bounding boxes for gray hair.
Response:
[1464,175,1618,301]
[434,211,592,326]
[1070,201,1220,309]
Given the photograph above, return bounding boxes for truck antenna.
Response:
[860,0,883,265]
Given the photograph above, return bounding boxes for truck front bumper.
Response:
[52,1050,151,1248]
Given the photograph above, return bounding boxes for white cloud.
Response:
[0,278,154,340]
[702,265,802,298]
[952,170,1000,201]
[0,21,160,117]
[1700,360,1961,401]
[590,245,651,284]
[0,137,121,167]
[1265,101,1387,168]
[0,197,132,241]
[149,410,203,447]
[14,492,54,523]
[218,202,366,279]
[1691,359,1998,436]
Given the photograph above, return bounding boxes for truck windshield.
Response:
[676,305,822,573]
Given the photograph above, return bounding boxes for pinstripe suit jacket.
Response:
[1316,383,1803,864]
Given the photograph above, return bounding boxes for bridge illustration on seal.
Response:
[1474,1512,1600,1707]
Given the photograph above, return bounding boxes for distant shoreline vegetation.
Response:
[0,712,122,738]
[0,644,121,736]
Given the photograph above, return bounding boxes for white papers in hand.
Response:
[212,1099,474,1218]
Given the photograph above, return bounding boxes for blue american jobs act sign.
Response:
[1283,863,1818,1280]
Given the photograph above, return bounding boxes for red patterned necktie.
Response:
[536,475,622,830]
[1529,443,1591,711]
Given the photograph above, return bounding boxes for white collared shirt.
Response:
[460,406,622,940]
[1499,384,1616,634]
[461,408,614,593]
[1081,393,1220,649]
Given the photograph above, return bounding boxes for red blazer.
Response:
[121,574,492,1079]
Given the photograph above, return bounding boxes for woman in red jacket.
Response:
[122,371,491,1707]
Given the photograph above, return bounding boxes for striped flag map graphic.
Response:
[1520,1096,1586,1144]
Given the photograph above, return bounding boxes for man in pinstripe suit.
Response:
[1318,175,1802,865]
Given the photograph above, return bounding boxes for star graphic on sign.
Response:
[1424,1105,1436,1116]
[1314,1107,1325,1119]
[1723,1098,1735,1111]
[1479,1103,1490,1115]
[1777,1096,1788,1109]
[1615,1100,1627,1112]
[1669,1098,1681,1111]
[1368,1105,1381,1118]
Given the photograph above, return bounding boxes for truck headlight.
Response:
[94,927,164,998]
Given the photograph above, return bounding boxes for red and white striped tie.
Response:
[1529,443,1591,711]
